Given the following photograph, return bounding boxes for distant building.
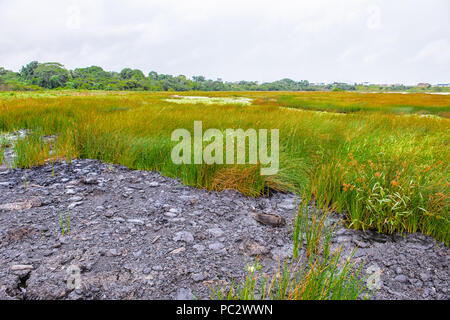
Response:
[417,83,431,88]
[436,83,450,87]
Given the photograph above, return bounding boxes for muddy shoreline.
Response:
[0,159,448,300]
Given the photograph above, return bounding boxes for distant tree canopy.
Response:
[19,62,70,89]
[1,61,447,92]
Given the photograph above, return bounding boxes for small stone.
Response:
[353,239,370,248]
[132,250,142,258]
[193,244,205,253]
[395,275,408,283]
[164,211,178,218]
[245,241,269,256]
[0,201,33,211]
[278,202,295,210]
[174,288,193,300]
[252,212,285,227]
[10,264,34,271]
[148,182,159,187]
[128,219,145,225]
[420,273,430,282]
[143,268,152,275]
[170,247,186,254]
[207,228,224,237]
[81,177,98,185]
[69,196,83,202]
[68,201,83,209]
[208,242,224,251]
[192,273,205,282]
[107,249,120,257]
[173,231,194,243]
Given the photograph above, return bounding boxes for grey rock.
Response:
[147,182,159,187]
[207,228,224,237]
[394,275,408,283]
[191,273,205,282]
[420,273,430,282]
[173,231,194,243]
[10,264,34,271]
[128,219,145,225]
[208,242,224,251]
[68,201,82,209]
[193,244,205,253]
[174,288,193,300]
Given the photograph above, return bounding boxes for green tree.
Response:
[32,62,70,88]
[20,61,39,81]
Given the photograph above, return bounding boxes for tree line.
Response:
[0,61,314,91]
[0,61,447,92]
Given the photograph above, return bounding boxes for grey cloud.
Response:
[0,0,449,84]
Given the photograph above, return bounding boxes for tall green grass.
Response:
[0,91,448,243]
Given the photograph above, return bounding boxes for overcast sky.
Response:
[1,0,449,84]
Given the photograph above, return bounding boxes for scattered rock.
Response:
[174,288,193,300]
[208,242,225,251]
[147,182,159,187]
[10,264,34,271]
[0,201,33,211]
[192,273,205,282]
[170,247,186,255]
[81,177,98,185]
[68,202,83,209]
[395,275,409,284]
[251,212,286,227]
[173,231,194,243]
[0,158,446,301]
[207,228,224,237]
[245,241,269,256]
[128,219,145,225]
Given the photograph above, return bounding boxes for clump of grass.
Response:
[59,210,70,236]
[14,131,51,168]
[210,165,266,197]
[293,195,336,259]
[212,196,371,300]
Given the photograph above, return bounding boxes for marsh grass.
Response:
[211,197,371,300]
[59,210,70,237]
[14,131,51,168]
[0,91,448,243]
[277,92,450,115]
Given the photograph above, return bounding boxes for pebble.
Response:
[174,288,193,300]
[173,231,194,243]
[208,242,224,251]
[395,275,408,283]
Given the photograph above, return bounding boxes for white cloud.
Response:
[0,0,449,84]
[406,39,450,65]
